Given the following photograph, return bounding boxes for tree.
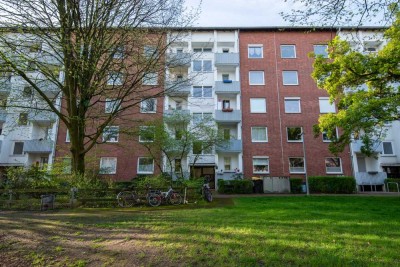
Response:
[0,0,197,174]
[137,111,227,180]
[281,0,398,26]
[311,12,400,156]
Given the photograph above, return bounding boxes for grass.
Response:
[1,196,400,266]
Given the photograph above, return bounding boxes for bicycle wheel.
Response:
[117,191,136,207]
[204,188,213,202]
[169,192,182,205]
[147,193,161,207]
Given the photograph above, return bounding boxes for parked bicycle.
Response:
[202,177,213,202]
[147,186,182,207]
[116,190,141,207]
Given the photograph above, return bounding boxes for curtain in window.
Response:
[252,127,267,141]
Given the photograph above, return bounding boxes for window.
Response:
[284,98,301,113]
[325,157,342,173]
[13,142,24,155]
[222,100,231,109]
[193,86,212,98]
[105,98,121,113]
[193,60,212,72]
[251,127,268,142]
[253,157,269,174]
[144,46,157,58]
[248,45,263,58]
[222,74,230,81]
[224,157,231,171]
[113,46,125,59]
[139,126,155,142]
[223,128,230,140]
[23,86,33,98]
[40,157,48,170]
[250,98,266,113]
[282,71,299,85]
[287,127,303,142]
[193,47,212,53]
[382,141,394,155]
[29,42,42,53]
[319,97,336,113]
[107,72,123,86]
[27,61,37,71]
[193,141,213,155]
[281,45,296,58]
[65,130,70,142]
[322,129,338,142]
[314,45,328,58]
[222,48,229,53]
[142,72,158,85]
[192,113,213,124]
[99,157,117,174]
[249,71,264,85]
[62,158,72,174]
[289,157,305,173]
[102,126,119,142]
[175,159,182,173]
[140,98,157,113]
[137,157,154,174]
[18,113,28,126]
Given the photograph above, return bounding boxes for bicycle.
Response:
[147,186,182,207]
[202,178,213,202]
[116,190,141,207]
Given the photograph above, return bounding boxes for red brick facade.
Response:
[239,30,352,178]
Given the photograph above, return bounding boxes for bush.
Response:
[290,178,303,193]
[308,176,356,194]
[132,174,171,189]
[385,178,400,192]
[218,179,253,194]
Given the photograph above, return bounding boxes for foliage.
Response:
[312,13,400,156]
[290,178,304,193]
[217,179,253,194]
[0,0,197,174]
[308,176,356,193]
[132,174,171,189]
[385,178,400,191]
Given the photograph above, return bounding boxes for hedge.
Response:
[218,179,253,194]
[308,176,356,194]
[290,178,303,193]
[385,178,400,192]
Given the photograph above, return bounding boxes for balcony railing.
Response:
[23,139,54,154]
[215,53,239,66]
[189,155,215,165]
[166,53,191,67]
[355,172,387,186]
[164,109,190,117]
[216,139,242,153]
[351,140,382,154]
[28,112,57,125]
[165,80,191,96]
[215,81,240,94]
[215,110,241,123]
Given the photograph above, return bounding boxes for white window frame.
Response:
[140,98,157,113]
[322,128,338,143]
[248,45,263,58]
[142,72,158,86]
[325,157,343,174]
[284,97,301,113]
[314,44,328,58]
[224,157,232,171]
[249,71,265,85]
[250,98,266,113]
[280,45,296,58]
[105,98,121,114]
[99,157,117,174]
[65,129,70,143]
[137,157,154,174]
[107,72,123,86]
[382,141,395,156]
[192,86,213,98]
[287,127,303,142]
[251,127,268,142]
[13,141,24,155]
[253,156,270,174]
[113,45,125,59]
[319,97,336,113]
[289,157,305,174]
[193,60,212,72]
[102,126,119,143]
[282,71,299,85]
[139,126,155,143]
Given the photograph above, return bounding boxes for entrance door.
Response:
[192,166,215,189]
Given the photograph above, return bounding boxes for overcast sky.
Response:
[185,0,296,27]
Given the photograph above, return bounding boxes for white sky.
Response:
[185,0,295,27]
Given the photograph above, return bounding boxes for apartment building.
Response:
[164,30,242,188]
[239,28,353,180]
[339,29,400,191]
[0,36,60,174]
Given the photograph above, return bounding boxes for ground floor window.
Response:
[289,157,305,173]
[253,157,269,174]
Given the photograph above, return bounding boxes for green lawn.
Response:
[1,196,400,266]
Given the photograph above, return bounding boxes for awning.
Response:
[381,163,400,167]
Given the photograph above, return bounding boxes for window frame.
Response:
[140,98,157,113]
[287,127,303,142]
[280,45,296,59]
[322,128,338,143]
[251,127,268,142]
[193,60,212,72]
[107,72,123,86]
[102,126,120,143]
[65,129,70,143]
[99,157,117,174]
[319,97,336,113]
[139,126,155,143]
[249,71,265,85]
[18,113,28,126]
[192,86,213,98]
[13,141,24,155]
[325,157,343,174]
[105,98,121,114]
[284,97,301,113]
[250,98,267,113]
[282,71,299,85]
[142,72,158,86]
[314,44,328,58]
[253,156,270,174]
[248,45,263,59]
[382,141,395,156]
[137,157,155,174]
[289,157,305,174]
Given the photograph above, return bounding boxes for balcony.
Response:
[166,53,191,67]
[215,81,240,94]
[215,53,239,66]
[165,80,191,96]
[164,109,190,117]
[189,155,216,165]
[164,140,190,154]
[216,139,242,153]
[23,139,54,154]
[351,140,382,154]
[35,80,60,98]
[28,112,57,125]
[215,110,241,123]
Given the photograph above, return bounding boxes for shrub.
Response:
[308,176,356,194]
[218,179,253,194]
[290,178,303,193]
[385,178,400,192]
[132,174,171,189]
